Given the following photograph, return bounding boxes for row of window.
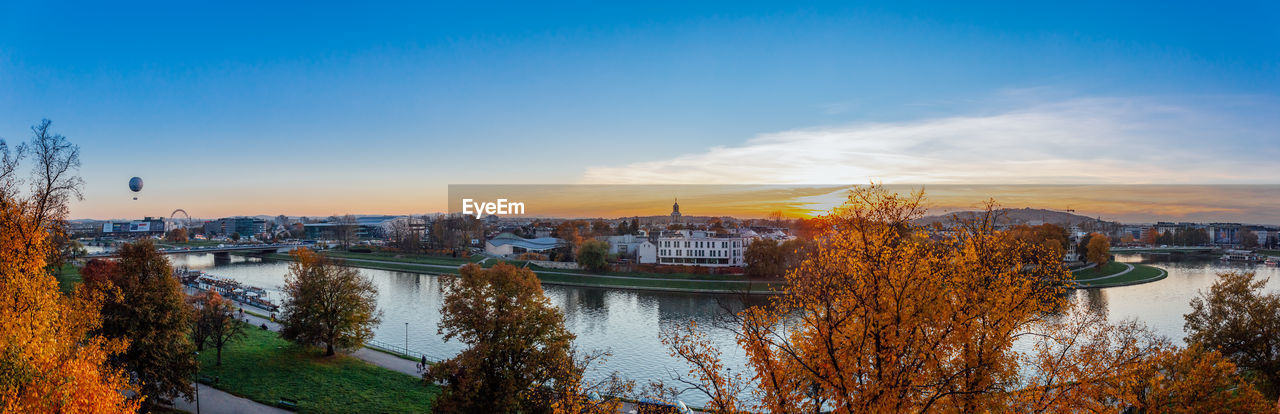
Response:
[659,249,741,258]
[660,239,742,249]
[659,258,735,265]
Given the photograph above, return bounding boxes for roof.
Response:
[487,232,562,251]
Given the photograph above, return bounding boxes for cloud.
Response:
[580,96,1280,185]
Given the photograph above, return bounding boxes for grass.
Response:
[265,254,783,293]
[54,263,81,294]
[1072,263,1167,288]
[1072,261,1128,279]
[197,323,439,414]
[533,271,784,293]
[319,250,482,266]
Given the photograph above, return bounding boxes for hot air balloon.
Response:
[128,177,143,200]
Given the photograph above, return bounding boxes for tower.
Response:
[670,198,682,222]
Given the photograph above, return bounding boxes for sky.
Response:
[1,1,1277,220]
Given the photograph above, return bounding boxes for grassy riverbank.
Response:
[264,252,785,294]
[1072,262,1167,288]
[197,323,438,413]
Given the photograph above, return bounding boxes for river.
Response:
[160,252,1279,406]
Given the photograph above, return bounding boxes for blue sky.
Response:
[1,1,1277,218]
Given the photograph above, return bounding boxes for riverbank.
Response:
[1071,262,1167,288]
[260,252,786,295]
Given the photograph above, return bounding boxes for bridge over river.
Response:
[83,243,302,259]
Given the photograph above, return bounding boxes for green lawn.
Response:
[267,254,781,293]
[197,324,438,413]
[1073,263,1166,288]
[320,250,482,266]
[519,263,745,281]
[1072,261,1128,279]
[54,263,81,294]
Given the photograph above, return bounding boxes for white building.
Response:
[656,230,747,267]
[600,234,658,264]
[484,233,562,257]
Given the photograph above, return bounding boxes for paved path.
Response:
[1074,263,1134,282]
[170,383,291,414]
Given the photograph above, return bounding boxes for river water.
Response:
[161,252,1280,405]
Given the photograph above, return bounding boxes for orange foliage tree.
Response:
[427,263,626,413]
[0,149,138,410]
[661,186,1267,412]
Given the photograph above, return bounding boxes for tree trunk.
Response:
[216,345,223,366]
[325,342,335,356]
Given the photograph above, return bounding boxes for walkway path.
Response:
[1074,263,1134,283]
[235,309,422,377]
[170,383,291,414]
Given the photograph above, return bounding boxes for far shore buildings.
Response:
[302,215,400,240]
[204,217,267,239]
[484,232,563,257]
[70,217,167,238]
[656,230,747,267]
[600,234,657,264]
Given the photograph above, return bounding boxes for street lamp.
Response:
[193,351,201,414]
[404,322,409,357]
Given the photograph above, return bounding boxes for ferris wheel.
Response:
[170,209,191,229]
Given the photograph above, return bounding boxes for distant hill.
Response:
[915,208,1104,227]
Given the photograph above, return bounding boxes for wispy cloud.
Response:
[581,96,1280,185]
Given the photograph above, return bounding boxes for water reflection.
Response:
[161,251,1279,405]
[1070,254,1280,345]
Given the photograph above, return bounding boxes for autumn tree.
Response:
[430,214,482,253]
[87,239,198,408]
[1241,229,1260,248]
[426,263,620,413]
[1006,223,1070,259]
[279,248,382,356]
[166,227,189,243]
[553,220,586,261]
[743,238,783,278]
[388,217,423,253]
[190,291,245,366]
[591,220,612,237]
[660,186,1172,413]
[1124,344,1271,412]
[1185,271,1280,398]
[576,239,611,272]
[744,239,811,279]
[1086,232,1110,270]
[0,128,138,412]
[1141,228,1159,245]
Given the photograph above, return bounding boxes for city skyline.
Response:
[69,184,1280,226]
[2,2,1277,219]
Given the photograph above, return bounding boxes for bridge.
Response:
[83,243,303,259]
[1112,246,1220,254]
